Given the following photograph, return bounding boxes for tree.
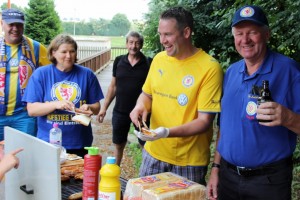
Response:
[143,0,300,69]
[142,0,181,56]
[1,3,24,11]
[90,18,111,36]
[109,13,131,36]
[24,0,62,45]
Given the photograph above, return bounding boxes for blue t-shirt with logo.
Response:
[22,64,104,149]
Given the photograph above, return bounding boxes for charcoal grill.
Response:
[61,177,128,200]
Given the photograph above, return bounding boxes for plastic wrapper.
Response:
[124,172,206,200]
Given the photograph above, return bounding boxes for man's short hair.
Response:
[126,31,144,47]
[160,7,194,32]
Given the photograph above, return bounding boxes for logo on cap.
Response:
[240,7,255,18]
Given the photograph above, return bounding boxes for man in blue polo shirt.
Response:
[206,5,300,200]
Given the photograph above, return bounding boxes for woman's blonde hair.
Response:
[47,34,78,64]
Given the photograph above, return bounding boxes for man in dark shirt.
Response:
[97,31,152,165]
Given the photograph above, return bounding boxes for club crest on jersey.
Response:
[9,58,19,66]
[240,7,255,18]
[177,93,188,106]
[182,75,194,88]
[19,65,33,89]
[246,101,257,116]
[51,81,81,104]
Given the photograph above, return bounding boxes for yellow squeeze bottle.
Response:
[98,157,121,200]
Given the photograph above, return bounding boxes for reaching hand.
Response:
[0,148,23,180]
[96,110,106,123]
[134,127,169,141]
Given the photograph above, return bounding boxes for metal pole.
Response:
[73,22,76,36]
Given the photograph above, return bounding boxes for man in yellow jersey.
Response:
[130,7,223,185]
[0,9,50,140]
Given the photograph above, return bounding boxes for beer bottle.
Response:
[257,80,273,122]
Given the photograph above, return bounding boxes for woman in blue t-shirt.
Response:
[22,34,104,157]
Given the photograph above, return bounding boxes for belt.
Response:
[221,157,292,177]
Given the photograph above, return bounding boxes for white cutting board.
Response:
[4,127,61,200]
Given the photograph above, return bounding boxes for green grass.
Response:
[126,143,142,178]
[109,36,126,47]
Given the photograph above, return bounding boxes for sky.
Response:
[6,0,150,21]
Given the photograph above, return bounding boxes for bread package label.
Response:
[142,179,206,200]
[124,172,206,200]
[124,172,182,200]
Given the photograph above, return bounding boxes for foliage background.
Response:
[1,0,299,198]
[141,0,300,70]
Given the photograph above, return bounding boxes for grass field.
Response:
[109,36,126,47]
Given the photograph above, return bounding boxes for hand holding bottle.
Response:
[257,80,273,122]
[257,102,292,126]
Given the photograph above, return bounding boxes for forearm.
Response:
[87,102,100,115]
[101,86,116,111]
[212,150,221,165]
[136,92,152,113]
[27,102,57,116]
[169,113,215,137]
[284,109,300,135]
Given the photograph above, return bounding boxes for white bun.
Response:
[72,115,91,126]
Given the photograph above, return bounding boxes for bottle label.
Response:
[49,133,61,145]
[98,191,116,200]
[49,137,61,145]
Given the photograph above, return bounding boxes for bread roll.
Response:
[72,114,91,126]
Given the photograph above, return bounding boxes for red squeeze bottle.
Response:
[83,147,102,200]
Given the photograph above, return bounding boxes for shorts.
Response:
[67,148,88,158]
[112,110,146,146]
[139,149,207,185]
[0,110,37,140]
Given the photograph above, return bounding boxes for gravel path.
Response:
[91,117,139,180]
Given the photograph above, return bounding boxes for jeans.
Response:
[0,111,37,140]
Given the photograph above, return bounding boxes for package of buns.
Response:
[124,172,181,200]
[142,179,206,200]
[124,172,206,200]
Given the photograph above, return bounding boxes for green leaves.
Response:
[24,0,62,45]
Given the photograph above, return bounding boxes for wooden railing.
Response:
[111,47,128,60]
[77,47,127,73]
[77,48,111,73]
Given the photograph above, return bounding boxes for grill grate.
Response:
[61,177,128,200]
[61,178,83,200]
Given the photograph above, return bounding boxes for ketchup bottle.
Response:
[83,147,102,200]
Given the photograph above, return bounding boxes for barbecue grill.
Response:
[61,177,128,200]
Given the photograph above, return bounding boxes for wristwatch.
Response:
[212,162,220,168]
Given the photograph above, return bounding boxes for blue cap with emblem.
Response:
[231,5,268,27]
[2,8,25,24]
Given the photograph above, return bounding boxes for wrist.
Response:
[211,162,220,169]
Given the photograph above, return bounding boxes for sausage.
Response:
[68,192,82,200]
[141,127,157,137]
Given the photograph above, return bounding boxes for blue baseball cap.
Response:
[2,8,25,24]
[231,5,268,27]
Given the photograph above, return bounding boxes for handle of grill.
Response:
[20,185,34,194]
